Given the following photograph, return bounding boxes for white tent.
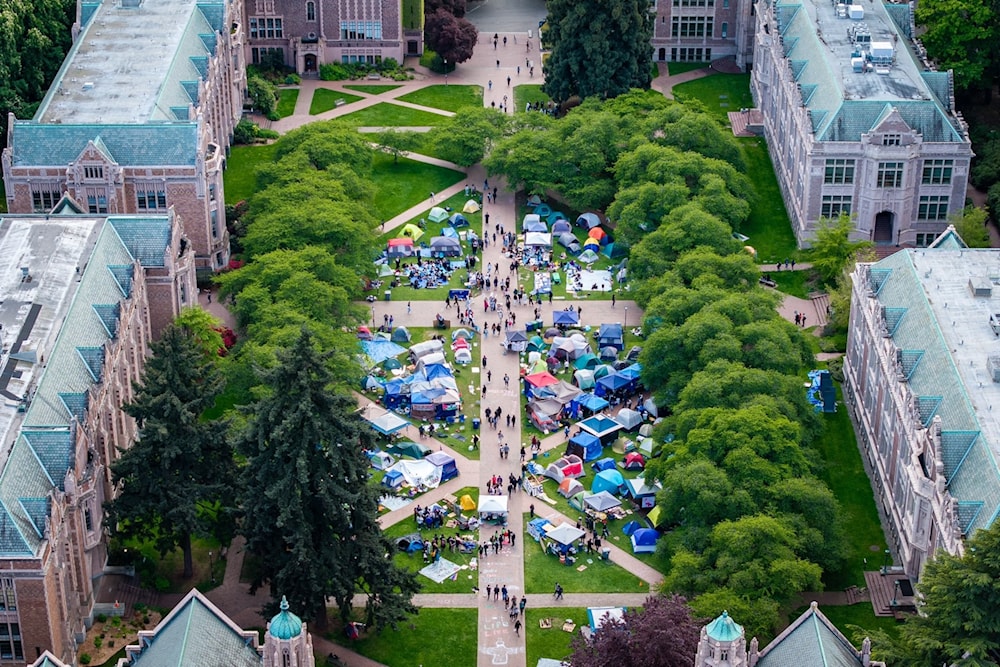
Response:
[367,450,396,470]
[388,459,442,488]
[454,348,472,364]
[583,491,622,512]
[416,352,447,371]
[614,408,644,431]
[524,232,552,248]
[410,339,444,360]
[479,495,509,515]
[546,523,586,546]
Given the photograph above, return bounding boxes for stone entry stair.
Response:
[809,292,830,327]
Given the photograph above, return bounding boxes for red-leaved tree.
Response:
[424,8,477,65]
[566,595,703,667]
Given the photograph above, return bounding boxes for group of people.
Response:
[413,504,447,529]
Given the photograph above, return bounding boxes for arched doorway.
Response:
[658,47,666,61]
[304,54,317,72]
[874,211,894,244]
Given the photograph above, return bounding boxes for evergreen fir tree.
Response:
[239,328,418,630]
[106,322,234,579]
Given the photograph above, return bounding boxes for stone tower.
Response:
[263,596,315,667]
[694,611,749,667]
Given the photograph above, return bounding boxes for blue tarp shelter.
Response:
[361,339,407,365]
[621,520,642,536]
[567,432,602,462]
[595,372,631,398]
[598,323,624,350]
[591,457,616,472]
[591,469,625,495]
[528,517,552,541]
[440,225,459,238]
[573,392,609,414]
[553,310,580,326]
[449,289,471,301]
[382,378,409,409]
[630,528,659,554]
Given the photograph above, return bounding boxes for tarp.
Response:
[448,213,469,227]
[410,339,444,360]
[428,206,449,223]
[388,441,431,459]
[574,392,607,413]
[592,469,625,495]
[577,213,602,229]
[553,310,579,326]
[558,478,584,498]
[391,326,411,343]
[462,199,481,213]
[440,225,459,238]
[567,432,602,462]
[528,517,552,541]
[552,219,572,234]
[478,495,509,515]
[630,528,659,554]
[416,352,447,371]
[574,370,596,391]
[366,410,411,436]
[591,457,616,472]
[388,458,442,488]
[588,607,626,632]
[361,339,407,365]
[525,372,559,388]
[596,373,631,397]
[615,408,643,431]
[525,232,552,248]
[584,490,622,512]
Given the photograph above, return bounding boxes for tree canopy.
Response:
[914,0,999,95]
[424,8,478,65]
[542,0,653,102]
[238,329,419,629]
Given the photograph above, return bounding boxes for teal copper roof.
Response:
[269,596,304,640]
[705,611,743,642]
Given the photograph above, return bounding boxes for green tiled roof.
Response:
[818,101,963,142]
[9,123,199,167]
[129,591,261,667]
[705,611,743,642]
[109,217,172,267]
[757,605,863,667]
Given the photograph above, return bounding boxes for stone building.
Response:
[1,0,246,273]
[651,0,755,68]
[0,211,196,665]
[749,0,972,247]
[844,228,1000,577]
[694,604,885,666]
[244,0,422,74]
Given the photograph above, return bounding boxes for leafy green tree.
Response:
[869,520,1000,666]
[542,0,653,102]
[106,323,234,579]
[655,458,752,530]
[238,330,419,630]
[948,205,991,248]
[247,73,277,117]
[430,107,510,167]
[374,129,418,164]
[809,213,872,284]
[914,0,999,95]
[688,589,781,641]
[174,307,226,358]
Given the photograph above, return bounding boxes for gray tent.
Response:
[614,408,643,431]
[429,236,462,257]
[576,213,602,229]
[391,326,411,342]
[504,330,529,352]
[600,346,619,361]
[552,220,572,234]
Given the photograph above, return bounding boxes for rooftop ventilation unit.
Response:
[970,278,992,298]
[988,355,1000,382]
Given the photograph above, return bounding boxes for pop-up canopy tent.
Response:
[448,213,469,227]
[567,432,602,462]
[524,232,552,248]
[592,468,625,495]
[387,237,414,258]
[630,528,660,554]
[545,523,586,552]
[429,236,462,257]
[504,330,528,352]
[553,310,580,326]
[595,372,631,398]
[614,408,644,431]
[588,607,626,632]
[478,495,509,516]
[524,371,560,398]
[426,451,459,482]
[579,415,624,445]
[584,490,622,512]
[572,391,608,414]
[364,408,411,436]
[428,206,449,223]
[388,440,431,459]
[382,469,404,489]
[558,477,584,498]
[576,213,602,229]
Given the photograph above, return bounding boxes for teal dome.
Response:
[705,611,743,642]
[270,596,303,640]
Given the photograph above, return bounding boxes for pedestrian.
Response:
[430,191,435,201]
[485,212,490,226]
[488,80,493,90]
[519,597,526,614]
[504,373,510,388]
[486,584,492,599]
[514,619,522,636]
[801,314,807,327]
[496,59,500,68]
[517,65,521,76]
[483,355,488,368]
[503,35,507,46]
[511,414,516,429]
[207,291,211,303]
[554,583,563,600]
[494,586,500,601]
[507,76,511,86]
[493,187,498,200]
[502,584,508,603]
[407,301,411,314]
[611,294,616,307]
[530,503,535,518]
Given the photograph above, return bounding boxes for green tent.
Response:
[388,441,431,459]
[569,491,586,511]
[428,207,449,223]
[594,364,614,379]
[527,335,546,352]
[574,353,600,370]
[400,223,424,242]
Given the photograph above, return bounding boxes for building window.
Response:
[251,47,285,65]
[673,0,714,6]
[824,158,855,184]
[877,162,904,188]
[720,651,729,661]
[670,47,711,61]
[249,17,282,38]
[671,16,713,38]
[211,209,219,239]
[922,159,953,185]
[882,134,901,146]
[83,165,104,180]
[31,186,61,213]
[915,233,933,247]
[918,195,949,221]
[86,189,108,214]
[723,0,729,6]
[340,20,382,40]
[306,0,315,20]
[84,507,93,532]
[721,21,728,37]
[136,184,167,210]
[0,623,23,661]
[821,195,852,218]
[0,580,16,612]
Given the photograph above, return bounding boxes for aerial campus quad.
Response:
[0,0,982,660]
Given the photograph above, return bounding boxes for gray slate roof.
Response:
[756,604,864,667]
[9,124,199,167]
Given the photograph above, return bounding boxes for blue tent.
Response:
[595,372,631,397]
[535,204,553,218]
[440,225,459,238]
[574,392,609,414]
[598,323,624,350]
[449,213,469,227]
[553,310,580,326]
[618,363,642,382]
[621,520,642,536]
[591,469,625,495]
[382,470,404,488]
[567,432,602,462]
[630,528,659,554]
[591,457,616,472]
[382,378,409,409]
[527,517,552,541]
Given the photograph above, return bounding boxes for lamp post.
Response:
[624,305,628,330]
[371,304,376,326]
[209,551,215,584]
[881,548,891,574]
[444,59,448,85]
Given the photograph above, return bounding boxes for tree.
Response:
[914,0,999,95]
[374,129,418,164]
[949,205,991,248]
[238,330,419,630]
[105,323,234,579]
[247,72,277,117]
[543,0,653,102]
[424,9,478,65]
[566,595,702,667]
[869,520,1000,666]
[425,0,467,17]
[809,213,872,284]
[430,107,510,167]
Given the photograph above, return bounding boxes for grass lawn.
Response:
[667,62,711,76]
[338,102,452,127]
[790,603,900,642]
[523,533,650,594]
[514,84,550,112]
[813,382,887,589]
[738,138,800,264]
[275,87,299,118]
[329,609,477,666]
[344,83,404,95]
[370,153,465,221]
[223,142,278,204]
[526,608,588,666]
[767,269,812,299]
[672,73,753,124]
[121,535,225,594]
[396,85,484,113]
[309,89,364,115]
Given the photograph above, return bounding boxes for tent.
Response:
[621,520,642,536]
[558,232,582,253]
[567,432,602,462]
[584,491,622,512]
[400,223,425,241]
[569,491,587,511]
[579,415,624,444]
[588,227,608,243]
[578,249,600,264]
[451,337,470,351]
[382,469,404,489]
[598,323,625,350]
[614,408,643,431]
[544,455,584,482]
[526,194,542,206]
[535,204,553,218]
[388,441,431,459]
[546,524,585,550]
[525,219,548,233]
[440,225,459,239]
[459,494,477,511]
[389,458,442,488]
[576,213,602,229]
[428,206,449,223]
[367,450,396,470]
[596,373,631,398]
[591,457,616,472]
[558,477,584,498]
[583,238,600,250]
[504,330,528,352]
[603,242,628,259]
[630,528,659,554]
[600,346,619,361]
[524,232,552,248]
[588,607,626,632]
[462,199,481,213]
[429,236,462,257]
[591,469,625,495]
[448,213,469,228]
[528,517,553,541]
[410,339,444,361]
[527,335,547,352]
[523,213,541,228]
[574,370,596,391]
[638,424,653,437]
[623,452,646,470]
[643,397,659,417]
[391,326,411,343]
[524,372,560,398]
[452,328,475,340]
[454,348,472,364]
[357,325,373,341]
[395,533,424,552]
[426,451,459,482]
[387,237,414,257]
[361,375,382,391]
[647,504,665,528]
[416,352,447,371]
[549,210,568,223]
[594,364,614,379]
[624,476,661,508]
[478,495,509,516]
[574,353,600,370]
[553,310,580,326]
[366,410,411,436]
[573,391,608,413]
[552,219,572,234]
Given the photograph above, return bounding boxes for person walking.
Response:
[529,503,535,518]
[488,80,493,90]
[514,619,522,636]
[407,301,411,314]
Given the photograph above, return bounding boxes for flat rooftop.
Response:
[0,216,105,469]
[37,0,219,124]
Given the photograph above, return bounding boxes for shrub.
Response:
[111,616,122,627]
[319,63,353,80]
[284,73,301,85]
[133,603,147,613]
[233,119,258,145]
[108,640,115,648]
[258,128,279,140]
[95,613,108,623]
[80,654,92,665]
[94,637,103,649]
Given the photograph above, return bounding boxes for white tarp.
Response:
[545,523,586,546]
[420,558,462,583]
[525,232,552,248]
[388,459,442,488]
[410,339,444,360]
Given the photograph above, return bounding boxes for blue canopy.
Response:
[553,310,580,326]
[595,372,631,397]
[567,432,602,461]
[618,363,642,382]
[591,457,616,472]
[441,225,459,238]
[423,364,453,381]
[574,392,609,413]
